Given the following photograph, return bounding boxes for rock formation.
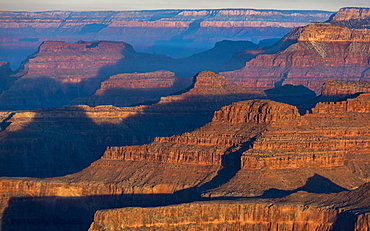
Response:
[321,80,370,98]
[0,40,176,110]
[2,87,370,229]
[0,71,265,178]
[222,7,370,94]
[70,71,192,107]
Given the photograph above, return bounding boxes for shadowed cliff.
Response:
[0,71,265,178]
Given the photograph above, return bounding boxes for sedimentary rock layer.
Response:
[1,92,370,229]
[89,200,339,231]
[222,7,370,93]
[89,183,370,231]
[321,80,370,98]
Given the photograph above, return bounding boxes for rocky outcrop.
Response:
[330,7,370,29]
[0,40,175,110]
[222,8,370,93]
[312,92,370,113]
[212,100,302,125]
[70,71,192,107]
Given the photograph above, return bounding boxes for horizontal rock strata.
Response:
[89,200,339,231]
[222,7,370,93]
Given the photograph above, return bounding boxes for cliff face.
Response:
[205,91,370,198]
[89,200,339,231]
[0,41,175,110]
[330,7,370,29]
[89,183,370,231]
[322,80,370,97]
[222,8,370,93]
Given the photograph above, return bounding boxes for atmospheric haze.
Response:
[1,0,370,11]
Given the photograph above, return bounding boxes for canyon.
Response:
[1,76,370,230]
[0,9,333,69]
[1,6,370,231]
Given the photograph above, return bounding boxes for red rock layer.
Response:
[321,80,370,97]
[222,8,370,93]
[312,92,370,113]
[71,71,192,107]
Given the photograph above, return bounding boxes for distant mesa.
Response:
[70,70,192,107]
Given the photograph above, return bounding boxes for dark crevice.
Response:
[0,112,15,131]
[331,211,357,231]
[199,137,257,193]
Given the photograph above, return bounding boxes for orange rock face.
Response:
[321,80,370,98]
[222,8,370,93]
[89,200,339,231]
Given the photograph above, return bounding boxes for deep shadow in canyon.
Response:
[0,76,265,178]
